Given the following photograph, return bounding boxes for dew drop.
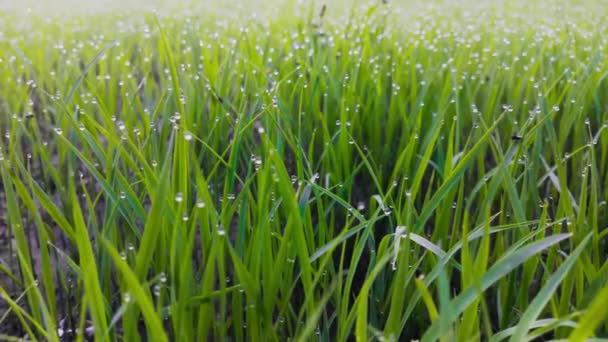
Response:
[357,201,366,211]
[217,227,226,236]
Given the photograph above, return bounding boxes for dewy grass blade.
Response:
[68,175,108,341]
[413,109,508,234]
[64,40,120,105]
[422,233,572,342]
[101,239,168,341]
[509,233,592,341]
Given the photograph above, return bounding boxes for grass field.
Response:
[1,0,608,340]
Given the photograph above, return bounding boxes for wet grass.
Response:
[1,0,608,340]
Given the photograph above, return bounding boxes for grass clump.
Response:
[1,0,608,340]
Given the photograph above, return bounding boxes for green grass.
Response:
[1,0,608,340]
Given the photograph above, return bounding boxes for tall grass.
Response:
[1,0,607,340]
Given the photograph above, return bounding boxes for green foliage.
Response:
[0,0,607,340]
